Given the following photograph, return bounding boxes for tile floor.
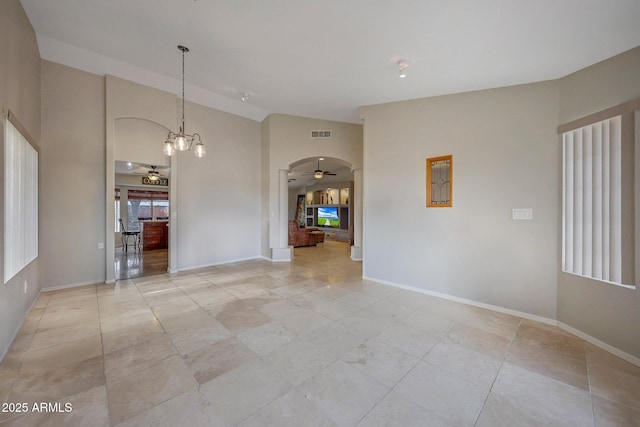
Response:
[1,241,639,426]
[114,248,168,280]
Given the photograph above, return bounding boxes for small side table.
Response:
[309,231,325,247]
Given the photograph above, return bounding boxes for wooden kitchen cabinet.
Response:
[142,221,168,250]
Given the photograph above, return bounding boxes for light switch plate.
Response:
[512,208,533,220]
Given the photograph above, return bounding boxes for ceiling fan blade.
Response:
[324,172,337,176]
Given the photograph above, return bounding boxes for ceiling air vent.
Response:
[311,130,332,139]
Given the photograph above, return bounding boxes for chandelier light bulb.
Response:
[174,135,189,151]
[194,141,206,158]
[163,140,175,156]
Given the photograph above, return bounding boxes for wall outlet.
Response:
[512,208,533,220]
[24,280,28,294]
[97,242,104,249]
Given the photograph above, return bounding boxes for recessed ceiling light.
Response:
[319,157,325,160]
[397,60,409,78]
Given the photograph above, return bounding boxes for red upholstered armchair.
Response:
[288,220,324,247]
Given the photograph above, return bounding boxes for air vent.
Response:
[311,130,332,138]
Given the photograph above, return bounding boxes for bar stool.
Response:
[119,219,140,252]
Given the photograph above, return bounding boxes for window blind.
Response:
[562,116,622,284]
[4,115,38,284]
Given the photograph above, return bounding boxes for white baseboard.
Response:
[271,247,293,262]
[364,276,556,325]
[350,245,363,261]
[558,322,640,368]
[363,275,640,368]
[179,255,268,272]
[41,279,104,292]
[0,288,42,363]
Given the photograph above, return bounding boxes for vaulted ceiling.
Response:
[21,0,640,124]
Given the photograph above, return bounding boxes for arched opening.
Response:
[107,117,177,282]
[287,156,355,258]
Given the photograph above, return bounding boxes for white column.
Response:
[105,121,116,283]
[168,154,178,273]
[272,169,293,261]
[351,168,363,261]
[279,169,289,248]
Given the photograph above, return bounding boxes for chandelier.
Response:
[163,45,206,158]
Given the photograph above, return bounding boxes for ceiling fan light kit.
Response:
[147,165,160,181]
[309,158,337,180]
[397,60,409,78]
[163,45,206,158]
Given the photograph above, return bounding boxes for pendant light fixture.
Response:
[163,45,206,158]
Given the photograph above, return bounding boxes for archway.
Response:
[106,116,176,283]
[283,156,362,261]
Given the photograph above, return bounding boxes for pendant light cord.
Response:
[181,48,185,133]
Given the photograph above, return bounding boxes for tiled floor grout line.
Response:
[113,279,200,426]
[96,285,114,427]
[472,317,522,427]
[584,341,597,427]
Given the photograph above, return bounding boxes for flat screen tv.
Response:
[317,207,339,228]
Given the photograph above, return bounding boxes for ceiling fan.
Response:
[127,164,166,178]
[304,159,336,179]
[146,165,160,181]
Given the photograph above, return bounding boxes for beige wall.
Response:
[361,81,560,319]
[557,47,640,358]
[40,61,106,290]
[559,46,640,125]
[175,100,262,269]
[0,0,42,359]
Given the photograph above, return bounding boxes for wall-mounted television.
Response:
[317,207,339,228]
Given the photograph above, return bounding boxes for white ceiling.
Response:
[21,0,640,124]
[115,161,170,178]
[288,158,353,189]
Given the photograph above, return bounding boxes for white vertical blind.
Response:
[562,115,621,284]
[4,116,38,284]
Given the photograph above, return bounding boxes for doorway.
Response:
[114,161,170,280]
[288,157,354,258]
